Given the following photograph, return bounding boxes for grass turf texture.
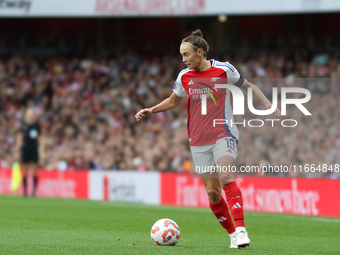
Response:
[0,196,339,255]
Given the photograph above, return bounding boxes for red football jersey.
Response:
[173,59,245,146]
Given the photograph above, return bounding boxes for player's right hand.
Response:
[135,108,152,121]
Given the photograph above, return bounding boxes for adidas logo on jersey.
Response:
[226,149,232,153]
[218,216,227,222]
[231,202,242,209]
[188,80,194,85]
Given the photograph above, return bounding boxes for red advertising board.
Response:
[160,172,340,217]
[0,168,88,199]
[2,168,340,217]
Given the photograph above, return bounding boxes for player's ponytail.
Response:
[182,29,209,57]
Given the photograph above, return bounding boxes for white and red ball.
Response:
[150,218,181,246]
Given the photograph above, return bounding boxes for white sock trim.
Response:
[236,226,246,232]
[229,231,236,237]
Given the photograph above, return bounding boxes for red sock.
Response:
[223,182,245,228]
[209,198,235,234]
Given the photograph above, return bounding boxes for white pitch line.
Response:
[158,205,340,223]
[109,202,340,223]
[309,218,340,223]
[246,212,340,223]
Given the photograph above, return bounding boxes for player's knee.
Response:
[220,177,235,186]
[206,188,222,203]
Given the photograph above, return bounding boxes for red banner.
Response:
[2,168,340,217]
[160,172,340,217]
[0,169,88,199]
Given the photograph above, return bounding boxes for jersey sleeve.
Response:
[172,75,187,97]
[224,62,246,87]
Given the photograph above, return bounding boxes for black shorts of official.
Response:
[21,147,39,163]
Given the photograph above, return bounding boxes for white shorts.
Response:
[190,137,238,175]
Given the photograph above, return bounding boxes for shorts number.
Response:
[225,138,235,150]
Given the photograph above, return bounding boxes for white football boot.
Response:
[236,227,250,248]
[229,231,238,248]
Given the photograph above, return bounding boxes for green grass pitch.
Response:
[0,196,339,255]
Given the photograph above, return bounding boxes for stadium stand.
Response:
[0,49,339,177]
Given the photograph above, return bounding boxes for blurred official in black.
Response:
[15,108,44,197]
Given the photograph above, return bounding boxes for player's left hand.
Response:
[265,104,281,116]
[273,107,281,116]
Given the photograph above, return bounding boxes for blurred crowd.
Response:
[0,48,339,177]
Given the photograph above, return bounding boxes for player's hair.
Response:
[182,29,210,58]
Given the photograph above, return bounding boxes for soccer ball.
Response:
[150,218,181,246]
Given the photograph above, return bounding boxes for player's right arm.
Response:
[135,92,183,121]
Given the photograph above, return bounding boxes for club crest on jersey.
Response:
[210,77,220,82]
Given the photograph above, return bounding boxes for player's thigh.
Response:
[30,163,39,175]
[31,148,39,166]
[20,148,30,175]
[213,137,238,183]
[190,144,216,175]
[21,147,30,164]
[20,163,29,175]
[217,156,235,184]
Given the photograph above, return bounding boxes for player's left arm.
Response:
[225,61,281,116]
[37,125,46,161]
[241,80,281,116]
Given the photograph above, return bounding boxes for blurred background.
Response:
[0,0,339,179]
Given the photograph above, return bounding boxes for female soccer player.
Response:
[135,29,281,248]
